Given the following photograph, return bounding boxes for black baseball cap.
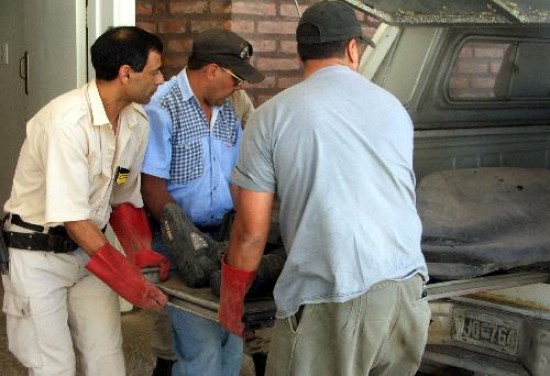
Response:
[296,1,375,47]
[191,29,265,84]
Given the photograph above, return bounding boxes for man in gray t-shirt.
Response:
[218,2,430,375]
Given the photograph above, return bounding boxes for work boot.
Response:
[151,357,175,376]
[159,203,224,288]
[210,247,286,298]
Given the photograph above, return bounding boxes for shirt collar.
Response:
[179,67,223,127]
[179,68,195,102]
[87,79,141,129]
[87,80,110,127]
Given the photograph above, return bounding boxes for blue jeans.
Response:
[152,230,243,376]
[168,306,243,376]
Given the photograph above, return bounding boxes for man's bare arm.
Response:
[225,188,275,272]
[65,220,108,256]
[141,173,176,220]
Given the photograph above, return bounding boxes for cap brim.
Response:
[229,61,265,84]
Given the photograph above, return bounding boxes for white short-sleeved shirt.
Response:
[4,80,148,229]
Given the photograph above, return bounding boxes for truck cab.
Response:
[344,1,550,374]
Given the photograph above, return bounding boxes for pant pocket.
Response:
[2,288,43,368]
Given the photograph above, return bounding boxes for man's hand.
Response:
[110,203,170,281]
[87,243,168,310]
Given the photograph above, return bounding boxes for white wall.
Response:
[0,0,135,214]
[87,0,135,79]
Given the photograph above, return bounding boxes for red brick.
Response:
[136,2,153,16]
[159,20,187,34]
[210,0,231,14]
[457,61,489,74]
[449,77,470,90]
[258,21,297,34]
[247,76,276,89]
[230,20,255,34]
[257,94,274,105]
[170,1,208,15]
[246,38,278,53]
[154,2,169,15]
[490,61,502,74]
[459,46,474,59]
[233,2,276,16]
[280,40,297,54]
[474,45,506,58]
[279,4,305,17]
[471,76,497,89]
[362,26,377,38]
[167,38,193,53]
[136,21,156,34]
[278,76,302,89]
[163,54,188,68]
[256,57,300,71]
[190,20,232,33]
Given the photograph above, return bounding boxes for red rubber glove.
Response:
[218,257,255,336]
[110,203,170,281]
[87,243,168,310]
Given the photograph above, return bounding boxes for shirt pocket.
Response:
[171,139,204,185]
[2,288,43,368]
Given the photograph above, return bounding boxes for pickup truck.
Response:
[155,1,550,375]
[350,0,550,375]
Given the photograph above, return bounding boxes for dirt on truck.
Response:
[349,1,550,375]
[156,1,550,375]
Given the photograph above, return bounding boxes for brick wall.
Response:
[136,0,378,106]
[449,42,507,99]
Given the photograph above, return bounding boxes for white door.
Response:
[21,0,87,118]
[0,0,134,208]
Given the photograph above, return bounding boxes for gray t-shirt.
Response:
[232,66,428,318]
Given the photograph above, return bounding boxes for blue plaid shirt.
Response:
[142,69,242,226]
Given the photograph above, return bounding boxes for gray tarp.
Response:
[417,167,550,280]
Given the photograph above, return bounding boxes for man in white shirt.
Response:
[2,26,168,376]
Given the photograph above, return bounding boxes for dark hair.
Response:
[186,56,212,70]
[91,26,163,81]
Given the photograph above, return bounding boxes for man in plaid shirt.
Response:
[141,29,264,376]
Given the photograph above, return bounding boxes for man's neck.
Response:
[186,69,213,121]
[96,79,128,132]
[302,58,355,79]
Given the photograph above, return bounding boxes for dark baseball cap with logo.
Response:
[296,0,375,47]
[191,29,265,84]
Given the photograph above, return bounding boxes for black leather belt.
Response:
[3,231,78,253]
[3,214,78,253]
[11,214,70,235]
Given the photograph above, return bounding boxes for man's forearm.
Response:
[225,215,267,272]
[225,188,274,271]
[141,173,175,220]
[65,219,109,256]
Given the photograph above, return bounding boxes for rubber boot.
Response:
[159,203,224,288]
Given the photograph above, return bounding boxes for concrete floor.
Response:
[0,294,158,375]
[0,287,255,376]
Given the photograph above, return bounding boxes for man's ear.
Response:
[204,63,219,80]
[119,65,132,82]
[346,39,360,69]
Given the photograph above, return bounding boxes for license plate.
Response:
[451,308,520,355]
